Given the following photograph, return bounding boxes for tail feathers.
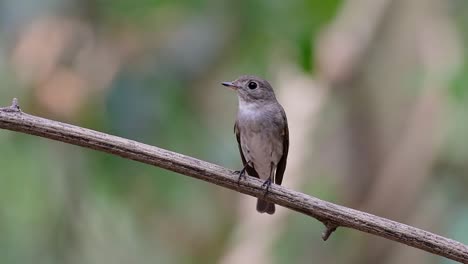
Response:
[256,199,275,215]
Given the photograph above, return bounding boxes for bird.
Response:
[222,75,289,214]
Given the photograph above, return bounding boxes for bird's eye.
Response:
[248,81,258,90]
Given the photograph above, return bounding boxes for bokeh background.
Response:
[1,0,468,263]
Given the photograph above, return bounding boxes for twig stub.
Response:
[0,98,21,113]
[322,222,338,241]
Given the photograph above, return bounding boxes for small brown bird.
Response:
[222,75,289,214]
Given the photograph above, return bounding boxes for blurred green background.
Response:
[1,0,468,263]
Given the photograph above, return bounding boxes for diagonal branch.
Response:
[0,98,467,263]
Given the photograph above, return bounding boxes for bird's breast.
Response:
[237,102,272,130]
[237,104,285,179]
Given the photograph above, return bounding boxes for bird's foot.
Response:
[234,167,247,184]
[261,178,272,197]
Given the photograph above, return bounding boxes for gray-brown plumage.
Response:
[222,75,289,215]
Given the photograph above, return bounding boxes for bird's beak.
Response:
[222,81,239,90]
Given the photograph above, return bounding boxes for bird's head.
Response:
[222,75,276,103]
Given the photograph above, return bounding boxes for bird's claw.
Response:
[261,178,272,197]
[235,168,247,184]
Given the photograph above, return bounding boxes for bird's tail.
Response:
[256,199,275,214]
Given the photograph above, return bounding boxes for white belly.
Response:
[240,131,283,180]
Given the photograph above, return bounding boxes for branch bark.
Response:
[0,99,467,263]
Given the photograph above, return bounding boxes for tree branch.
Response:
[0,99,467,263]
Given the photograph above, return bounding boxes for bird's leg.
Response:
[261,178,272,197]
[234,161,253,184]
[261,162,275,197]
[235,166,248,183]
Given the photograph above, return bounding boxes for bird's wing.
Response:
[275,110,289,185]
[234,121,259,178]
